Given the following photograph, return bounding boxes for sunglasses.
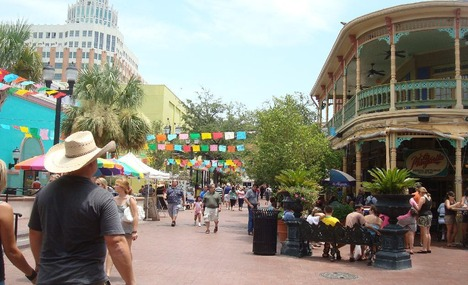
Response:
[96,183,102,186]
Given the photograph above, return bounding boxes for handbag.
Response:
[122,196,145,223]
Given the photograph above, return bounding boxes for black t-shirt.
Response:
[29,175,123,284]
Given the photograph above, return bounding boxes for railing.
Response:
[395,79,456,109]
[358,85,391,114]
[2,187,39,202]
[326,79,467,134]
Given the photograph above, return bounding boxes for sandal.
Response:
[205,229,210,234]
[417,250,428,254]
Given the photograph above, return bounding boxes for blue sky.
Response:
[0,0,429,110]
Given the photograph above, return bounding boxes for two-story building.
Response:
[311,1,468,202]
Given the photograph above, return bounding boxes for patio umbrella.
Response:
[94,158,124,176]
[323,169,356,187]
[14,155,46,171]
[112,159,145,178]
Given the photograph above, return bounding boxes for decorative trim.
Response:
[378,35,390,45]
[460,28,468,39]
[439,138,456,148]
[356,141,364,151]
[357,45,363,57]
[394,32,409,44]
[396,137,412,148]
[438,28,455,39]
[463,139,468,148]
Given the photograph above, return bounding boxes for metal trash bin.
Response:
[253,209,279,255]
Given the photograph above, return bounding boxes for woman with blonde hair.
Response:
[95,177,108,190]
[105,178,138,277]
[0,159,37,284]
[415,187,433,253]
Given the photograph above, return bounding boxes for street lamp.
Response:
[174,124,182,134]
[163,118,171,134]
[8,147,20,169]
[43,63,78,144]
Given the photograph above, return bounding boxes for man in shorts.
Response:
[166,180,184,226]
[202,184,222,234]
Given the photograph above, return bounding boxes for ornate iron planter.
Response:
[373,194,412,270]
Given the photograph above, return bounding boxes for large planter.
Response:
[373,194,412,270]
[277,219,287,242]
[375,194,412,225]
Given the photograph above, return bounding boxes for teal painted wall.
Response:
[0,95,55,189]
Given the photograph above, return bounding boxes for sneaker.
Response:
[171,221,175,227]
[198,223,201,227]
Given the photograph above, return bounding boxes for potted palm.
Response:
[362,167,418,270]
[362,168,418,224]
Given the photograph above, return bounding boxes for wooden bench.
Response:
[298,220,381,264]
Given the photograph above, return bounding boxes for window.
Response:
[74,41,79,48]
[82,41,86,48]
[60,52,63,58]
[65,31,68,37]
[69,41,73,47]
[82,30,87,37]
[94,31,99,48]
[55,62,63,69]
[75,30,79,36]
[87,42,92,48]
[59,32,63,38]
[106,34,111,51]
[69,30,74,37]
[46,32,50,38]
[88,30,92,37]
[54,73,61,80]
[111,35,115,52]
[38,32,43,38]
[99,32,104,49]
[51,32,56,38]
[33,32,37,38]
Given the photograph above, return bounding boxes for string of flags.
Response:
[0,69,69,99]
[146,143,245,152]
[164,158,244,173]
[146,131,247,142]
[0,123,54,140]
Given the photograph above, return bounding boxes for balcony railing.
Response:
[326,79,467,133]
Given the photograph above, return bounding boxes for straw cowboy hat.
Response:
[44,131,115,173]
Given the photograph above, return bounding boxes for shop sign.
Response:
[406,150,447,177]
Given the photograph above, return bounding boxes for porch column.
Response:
[332,82,337,115]
[390,133,397,169]
[342,65,347,126]
[355,56,361,115]
[385,131,390,170]
[387,17,396,111]
[355,142,362,194]
[343,153,348,174]
[455,9,463,109]
[455,140,463,200]
[325,93,329,124]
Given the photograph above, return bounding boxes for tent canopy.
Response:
[118,153,170,180]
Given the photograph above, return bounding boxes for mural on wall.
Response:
[406,149,448,177]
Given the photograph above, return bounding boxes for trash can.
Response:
[252,209,279,255]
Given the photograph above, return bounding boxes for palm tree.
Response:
[0,20,42,82]
[62,64,150,152]
[362,168,418,195]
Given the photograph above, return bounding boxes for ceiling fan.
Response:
[367,63,385,77]
[384,50,406,60]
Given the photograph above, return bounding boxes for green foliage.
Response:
[362,168,418,195]
[0,20,42,82]
[281,186,320,213]
[246,92,342,186]
[62,64,150,152]
[275,169,319,188]
[331,203,353,222]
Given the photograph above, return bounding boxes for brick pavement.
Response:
[5,204,468,285]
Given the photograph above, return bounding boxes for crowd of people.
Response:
[2,130,468,284]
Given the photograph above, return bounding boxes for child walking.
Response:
[194,196,203,227]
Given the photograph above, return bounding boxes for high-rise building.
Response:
[27,0,140,86]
